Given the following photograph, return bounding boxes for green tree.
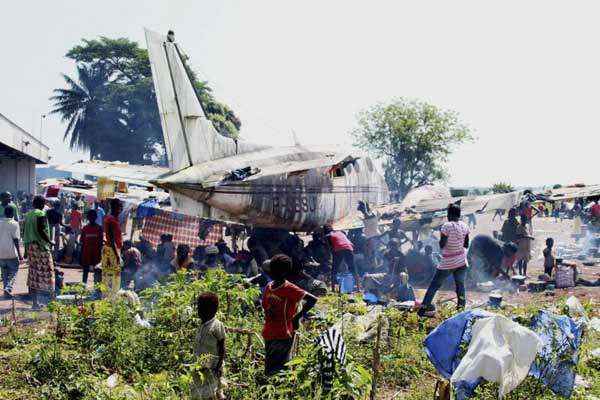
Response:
[352,98,473,200]
[50,64,113,159]
[52,36,241,164]
[491,182,515,193]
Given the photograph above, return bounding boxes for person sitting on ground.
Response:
[363,257,414,302]
[59,226,78,264]
[543,238,556,277]
[382,238,405,273]
[156,234,175,266]
[121,240,142,290]
[418,203,470,316]
[467,234,519,282]
[515,215,534,276]
[0,206,23,299]
[323,224,361,292]
[171,244,195,273]
[200,245,221,270]
[419,245,438,285]
[80,209,102,287]
[192,292,226,400]
[262,254,317,375]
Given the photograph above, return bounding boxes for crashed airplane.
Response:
[60,29,388,231]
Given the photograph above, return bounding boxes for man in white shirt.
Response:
[0,206,22,298]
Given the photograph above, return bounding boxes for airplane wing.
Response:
[55,160,170,187]
[334,189,523,232]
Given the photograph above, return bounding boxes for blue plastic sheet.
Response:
[528,310,584,398]
[424,310,494,379]
[424,309,584,399]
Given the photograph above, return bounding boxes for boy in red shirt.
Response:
[80,209,103,286]
[262,254,317,375]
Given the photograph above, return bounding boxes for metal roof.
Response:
[0,112,49,163]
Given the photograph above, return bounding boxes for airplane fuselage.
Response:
[152,145,387,231]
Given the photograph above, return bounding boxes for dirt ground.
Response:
[2,213,599,316]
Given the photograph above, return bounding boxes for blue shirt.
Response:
[95,207,105,226]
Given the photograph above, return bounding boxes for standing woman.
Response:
[418,203,470,316]
[102,198,123,300]
[24,195,54,309]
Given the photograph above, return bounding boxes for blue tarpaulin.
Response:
[424,309,584,398]
[424,310,494,379]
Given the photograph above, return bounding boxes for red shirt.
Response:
[104,215,123,249]
[261,281,306,340]
[70,210,83,230]
[80,224,103,266]
[592,204,600,218]
[328,231,354,252]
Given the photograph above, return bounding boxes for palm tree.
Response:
[50,64,111,159]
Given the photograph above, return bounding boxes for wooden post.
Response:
[11,298,16,326]
[370,316,383,400]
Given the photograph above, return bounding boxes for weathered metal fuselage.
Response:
[152,145,387,231]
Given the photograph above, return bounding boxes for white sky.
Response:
[1,1,598,187]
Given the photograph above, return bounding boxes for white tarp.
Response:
[451,315,543,399]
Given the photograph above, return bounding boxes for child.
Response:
[171,244,194,273]
[543,238,555,276]
[262,254,317,375]
[192,292,226,400]
[121,240,142,290]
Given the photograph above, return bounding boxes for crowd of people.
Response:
[3,188,600,398]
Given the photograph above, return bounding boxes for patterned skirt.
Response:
[27,242,55,293]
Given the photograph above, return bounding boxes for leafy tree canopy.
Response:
[352,98,473,200]
[52,36,241,164]
[491,182,515,194]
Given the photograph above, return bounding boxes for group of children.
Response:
[192,253,317,399]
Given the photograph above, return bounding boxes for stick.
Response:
[370,316,383,400]
[11,298,16,326]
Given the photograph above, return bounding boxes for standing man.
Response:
[418,204,470,316]
[46,200,65,260]
[80,209,103,287]
[23,195,54,309]
[323,224,361,292]
[0,192,19,222]
[262,254,317,375]
[102,198,123,299]
[0,207,23,298]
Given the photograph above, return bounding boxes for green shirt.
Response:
[23,209,50,251]
[0,202,19,221]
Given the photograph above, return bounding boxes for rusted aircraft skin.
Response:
[153,146,387,231]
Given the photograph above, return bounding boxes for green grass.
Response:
[0,272,598,399]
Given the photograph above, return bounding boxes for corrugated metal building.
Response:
[0,112,49,195]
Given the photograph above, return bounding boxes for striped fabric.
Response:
[317,327,347,392]
[141,209,222,249]
[439,221,470,270]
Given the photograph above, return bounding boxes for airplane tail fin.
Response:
[145,29,266,171]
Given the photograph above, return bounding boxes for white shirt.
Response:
[0,217,20,259]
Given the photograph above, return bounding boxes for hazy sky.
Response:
[1,1,598,187]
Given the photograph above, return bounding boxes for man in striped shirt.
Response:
[418,203,470,316]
